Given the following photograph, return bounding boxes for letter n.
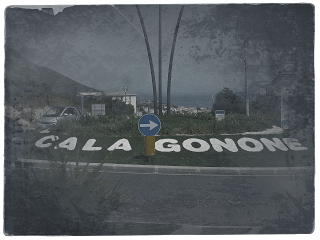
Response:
[260,138,288,152]
[209,138,238,152]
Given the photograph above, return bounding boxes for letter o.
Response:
[182,138,210,152]
[237,137,264,152]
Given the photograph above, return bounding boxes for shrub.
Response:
[158,122,174,135]
[172,111,214,121]
[179,121,212,135]
[49,115,140,137]
[180,121,196,134]
[208,113,273,134]
[4,155,129,235]
[48,112,275,136]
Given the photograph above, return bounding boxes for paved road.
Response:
[11,127,315,234]
[12,159,315,234]
[105,170,314,234]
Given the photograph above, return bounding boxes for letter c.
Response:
[35,135,59,148]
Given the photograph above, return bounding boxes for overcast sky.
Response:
[4,3,314,107]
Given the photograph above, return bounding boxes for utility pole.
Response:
[158,5,162,115]
[212,92,214,107]
[81,95,84,115]
[244,40,249,116]
[280,80,283,128]
[123,86,128,116]
[125,91,127,116]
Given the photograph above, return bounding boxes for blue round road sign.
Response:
[138,114,161,136]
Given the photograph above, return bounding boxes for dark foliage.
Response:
[4,158,128,235]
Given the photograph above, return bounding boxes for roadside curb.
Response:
[16,158,314,176]
[170,224,262,235]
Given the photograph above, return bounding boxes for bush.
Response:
[179,121,211,135]
[172,111,214,121]
[49,115,140,136]
[4,155,129,235]
[158,122,175,135]
[212,87,246,114]
[209,113,273,134]
[48,112,275,137]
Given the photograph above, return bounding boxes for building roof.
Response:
[78,91,136,96]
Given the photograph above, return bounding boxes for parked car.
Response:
[36,106,81,129]
[4,117,25,166]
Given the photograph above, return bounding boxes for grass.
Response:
[21,129,314,168]
[18,112,313,168]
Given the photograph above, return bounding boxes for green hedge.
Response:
[48,113,274,136]
[49,115,140,136]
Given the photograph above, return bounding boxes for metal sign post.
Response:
[215,110,225,121]
[144,136,155,157]
[138,114,161,162]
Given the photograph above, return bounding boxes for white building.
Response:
[78,91,137,113]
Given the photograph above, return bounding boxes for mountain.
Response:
[5,48,99,108]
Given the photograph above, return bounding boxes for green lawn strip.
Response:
[103,221,181,235]
[22,130,314,168]
[45,113,276,137]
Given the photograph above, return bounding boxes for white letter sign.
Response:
[237,137,264,152]
[209,138,238,152]
[82,139,102,151]
[54,137,78,151]
[260,138,288,152]
[182,138,210,152]
[282,138,308,151]
[107,139,132,151]
[155,139,181,152]
[35,135,59,148]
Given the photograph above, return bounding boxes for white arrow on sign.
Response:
[140,120,158,131]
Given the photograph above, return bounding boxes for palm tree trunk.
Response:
[136,5,158,115]
[167,5,184,116]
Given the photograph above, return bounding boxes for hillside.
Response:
[5,48,99,108]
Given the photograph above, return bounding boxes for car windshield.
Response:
[44,107,65,117]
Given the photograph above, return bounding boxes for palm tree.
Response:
[167,5,184,116]
[136,5,158,115]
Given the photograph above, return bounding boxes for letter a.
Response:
[107,139,132,151]
[54,137,77,151]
